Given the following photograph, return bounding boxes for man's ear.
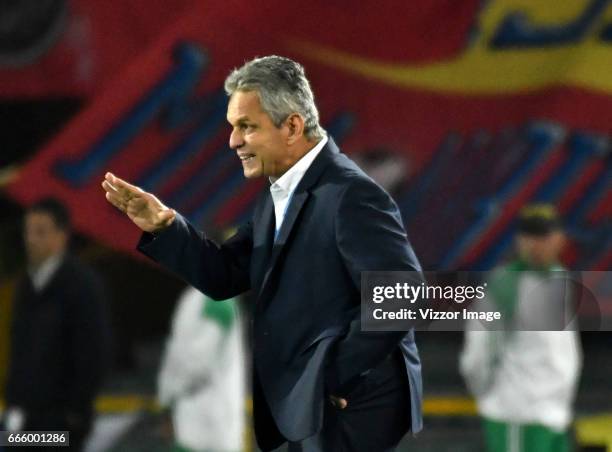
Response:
[553,230,566,251]
[285,113,305,144]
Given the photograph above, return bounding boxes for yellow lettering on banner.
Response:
[288,0,612,94]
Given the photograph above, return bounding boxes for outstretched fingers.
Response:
[102,173,144,210]
[103,184,127,212]
[102,173,177,231]
[104,173,142,198]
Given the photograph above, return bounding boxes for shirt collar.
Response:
[28,253,64,292]
[269,135,328,194]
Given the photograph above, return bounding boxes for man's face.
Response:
[227,90,291,179]
[516,230,564,268]
[24,212,67,266]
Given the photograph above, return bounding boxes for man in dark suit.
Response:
[102,56,423,451]
[4,198,111,451]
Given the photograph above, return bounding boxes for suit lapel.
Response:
[255,137,340,303]
[253,194,275,252]
[257,190,310,300]
[251,194,275,289]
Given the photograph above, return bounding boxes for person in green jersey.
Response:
[460,204,582,452]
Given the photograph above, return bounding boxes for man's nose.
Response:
[229,129,244,150]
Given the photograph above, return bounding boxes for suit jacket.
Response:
[5,255,111,422]
[138,138,423,444]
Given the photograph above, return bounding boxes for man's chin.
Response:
[242,168,262,179]
[26,254,44,267]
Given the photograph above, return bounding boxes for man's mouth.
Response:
[239,153,255,162]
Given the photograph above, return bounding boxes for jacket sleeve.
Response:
[137,213,252,300]
[328,176,424,394]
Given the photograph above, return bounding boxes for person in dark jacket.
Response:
[3,198,111,451]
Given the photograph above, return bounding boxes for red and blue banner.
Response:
[5,0,611,270]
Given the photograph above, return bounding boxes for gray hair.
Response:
[224,56,326,141]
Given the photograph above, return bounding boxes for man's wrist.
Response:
[151,214,177,236]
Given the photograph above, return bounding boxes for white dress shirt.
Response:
[269,136,328,235]
[28,253,64,292]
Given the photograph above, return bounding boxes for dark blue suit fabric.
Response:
[138,138,424,450]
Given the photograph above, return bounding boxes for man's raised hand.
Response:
[102,172,176,233]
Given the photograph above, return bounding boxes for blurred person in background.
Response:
[157,227,246,452]
[351,148,409,200]
[2,198,111,451]
[460,204,582,452]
